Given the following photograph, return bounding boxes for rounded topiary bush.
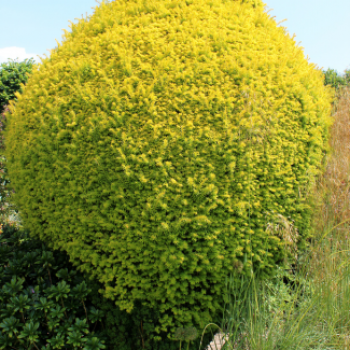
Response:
[2,0,334,343]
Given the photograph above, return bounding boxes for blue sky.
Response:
[1,0,349,76]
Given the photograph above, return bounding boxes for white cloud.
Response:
[0,47,39,65]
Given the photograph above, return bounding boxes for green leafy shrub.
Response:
[0,222,109,350]
[2,0,334,343]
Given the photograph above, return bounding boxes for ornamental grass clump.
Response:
[2,0,334,346]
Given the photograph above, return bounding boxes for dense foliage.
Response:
[0,222,108,350]
[2,0,334,343]
[0,58,36,113]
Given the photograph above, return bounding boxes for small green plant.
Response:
[0,222,109,350]
[172,326,198,350]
